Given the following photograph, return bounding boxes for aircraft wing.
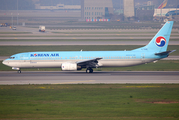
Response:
[77,58,102,68]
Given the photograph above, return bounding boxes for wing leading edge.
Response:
[77,58,102,68]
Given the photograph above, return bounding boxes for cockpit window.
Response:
[9,57,15,59]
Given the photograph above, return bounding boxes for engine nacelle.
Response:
[12,67,20,70]
[61,63,77,71]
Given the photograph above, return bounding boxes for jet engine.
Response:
[61,63,77,71]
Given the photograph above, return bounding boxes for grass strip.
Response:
[0,32,32,34]
[51,31,159,34]
[0,39,179,42]
[0,35,161,37]
[0,39,168,42]
[0,84,179,120]
[1,35,179,38]
[51,31,179,34]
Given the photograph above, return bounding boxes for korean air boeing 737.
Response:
[2,21,175,73]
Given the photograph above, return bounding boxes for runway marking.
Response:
[57,80,95,84]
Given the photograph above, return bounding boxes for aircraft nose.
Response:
[2,60,7,65]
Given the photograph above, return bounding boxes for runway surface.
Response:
[0,71,178,85]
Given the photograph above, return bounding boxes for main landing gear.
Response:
[17,70,21,73]
[86,68,93,73]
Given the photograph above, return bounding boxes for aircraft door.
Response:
[141,53,145,62]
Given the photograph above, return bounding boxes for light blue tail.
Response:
[133,21,174,52]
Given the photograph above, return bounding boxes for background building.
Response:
[81,0,113,20]
[135,2,154,21]
[35,4,81,10]
[123,0,135,19]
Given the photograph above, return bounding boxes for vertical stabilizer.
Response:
[158,0,168,9]
[134,21,173,52]
[147,21,173,52]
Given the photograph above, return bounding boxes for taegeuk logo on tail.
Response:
[155,36,166,47]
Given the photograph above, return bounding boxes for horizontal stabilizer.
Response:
[155,50,176,56]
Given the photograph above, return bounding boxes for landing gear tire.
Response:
[86,69,90,73]
[90,69,93,73]
[86,68,93,73]
[17,70,21,73]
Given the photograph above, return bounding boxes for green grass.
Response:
[1,60,179,71]
[51,31,159,34]
[0,32,32,34]
[0,39,178,43]
[1,35,179,39]
[0,45,178,56]
[0,84,179,120]
[51,31,179,34]
[0,35,162,37]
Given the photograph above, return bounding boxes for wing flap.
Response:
[77,58,102,67]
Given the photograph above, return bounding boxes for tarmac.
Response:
[0,71,178,85]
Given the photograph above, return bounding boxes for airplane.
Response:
[158,0,168,9]
[2,21,175,73]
